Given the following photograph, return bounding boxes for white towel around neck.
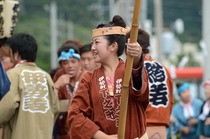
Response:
[180,101,195,119]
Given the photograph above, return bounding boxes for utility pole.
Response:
[19,0,25,13]
[50,1,58,69]
[109,0,114,21]
[98,0,104,23]
[109,0,132,26]
[140,0,147,29]
[154,0,163,62]
[203,0,210,80]
[109,0,148,30]
[67,21,74,39]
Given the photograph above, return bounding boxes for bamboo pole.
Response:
[117,0,142,139]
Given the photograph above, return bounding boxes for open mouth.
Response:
[68,70,75,75]
[92,51,98,58]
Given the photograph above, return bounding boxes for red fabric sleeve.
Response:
[67,73,99,139]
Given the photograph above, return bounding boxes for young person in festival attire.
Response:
[198,80,210,139]
[68,15,149,139]
[53,40,85,139]
[127,29,174,138]
[172,82,203,139]
[0,33,59,139]
[80,43,100,72]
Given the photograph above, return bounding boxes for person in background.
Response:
[0,33,59,139]
[53,40,85,139]
[0,44,14,71]
[198,80,210,139]
[0,46,13,139]
[167,115,179,139]
[172,82,203,139]
[80,43,100,72]
[54,40,84,99]
[0,41,13,139]
[127,28,174,138]
[68,15,149,139]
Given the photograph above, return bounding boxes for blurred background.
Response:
[15,0,209,99]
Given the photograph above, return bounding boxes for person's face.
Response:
[180,89,191,103]
[0,56,14,71]
[92,36,111,64]
[204,85,210,99]
[81,51,98,71]
[60,58,81,78]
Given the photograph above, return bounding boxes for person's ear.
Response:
[110,42,118,53]
[13,52,20,64]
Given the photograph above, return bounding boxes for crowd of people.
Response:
[0,15,210,139]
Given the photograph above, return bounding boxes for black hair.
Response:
[57,40,81,65]
[49,67,59,79]
[0,38,7,46]
[57,40,81,58]
[80,43,92,55]
[96,15,126,57]
[176,82,184,89]
[5,33,38,62]
[126,29,150,53]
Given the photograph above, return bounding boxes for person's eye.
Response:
[95,41,100,44]
[88,58,92,61]
[63,61,68,64]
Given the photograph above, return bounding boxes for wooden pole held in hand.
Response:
[117,0,142,139]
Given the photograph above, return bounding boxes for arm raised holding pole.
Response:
[118,0,143,139]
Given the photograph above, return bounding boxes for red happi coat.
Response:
[144,53,174,127]
[53,67,85,139]
[68,59,149,139]
[53,68,71,139]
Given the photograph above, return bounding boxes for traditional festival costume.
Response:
[0,62,59,139]
[198,99,210,137]
[68,57,149,139]
[197,80,210,138]
[172,83,203,139]
[53,49,84,139]
[143,53,174,138]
